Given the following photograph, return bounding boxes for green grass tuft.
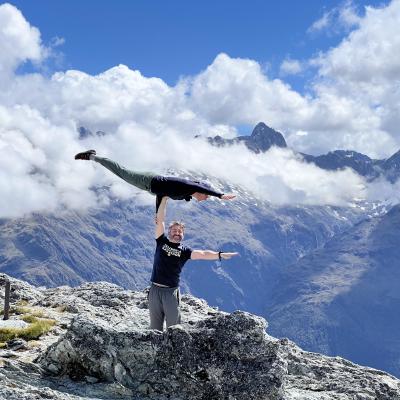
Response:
[21,315,38,324]
[0,319,56,342]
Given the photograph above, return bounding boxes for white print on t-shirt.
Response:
[162,244,182,257]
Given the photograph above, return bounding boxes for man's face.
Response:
[192,192,209,202]
[168,225,184,243]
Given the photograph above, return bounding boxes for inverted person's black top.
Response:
[150,175,223,211]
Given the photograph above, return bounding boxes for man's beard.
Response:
[171,234,182,242]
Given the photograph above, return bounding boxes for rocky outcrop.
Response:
[41,309,285,399]
[1,275,400,399]
[0,273,44,303]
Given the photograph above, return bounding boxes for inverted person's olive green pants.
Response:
[94,156,155,192]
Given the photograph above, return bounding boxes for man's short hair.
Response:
[168,221,185,232]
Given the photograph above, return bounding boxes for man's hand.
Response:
[221,194,236,200]
[220,252,239,259]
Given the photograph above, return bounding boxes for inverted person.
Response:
[75,150,236,211]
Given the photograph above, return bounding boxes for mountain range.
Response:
[199,122,400,181]
[1,122,400,378]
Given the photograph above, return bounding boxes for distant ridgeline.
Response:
[195,121,400,182]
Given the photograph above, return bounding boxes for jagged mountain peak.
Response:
[251,121,285,141]
[195,121,287,153]
[247,121,287,152]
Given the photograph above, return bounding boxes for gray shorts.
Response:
[148,284,181,331]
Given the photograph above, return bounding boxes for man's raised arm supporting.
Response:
[191,250,239,261]
[155,196,168,239]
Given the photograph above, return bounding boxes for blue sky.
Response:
[1,0,400,217]
[9,0,387,89]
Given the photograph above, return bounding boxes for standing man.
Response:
[74,150,236,211]
[149,196,238,330]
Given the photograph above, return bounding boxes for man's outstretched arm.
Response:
[155,196,168,239]
[191,250,239,260]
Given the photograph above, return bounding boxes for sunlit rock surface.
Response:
[1,275,399,400]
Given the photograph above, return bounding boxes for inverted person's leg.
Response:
[93,156,155,192]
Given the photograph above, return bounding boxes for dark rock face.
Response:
[200,122,287,153]
[302,148,400,182]
[302,150,379,178]
[381,150,400,182]
[244,122,287,152]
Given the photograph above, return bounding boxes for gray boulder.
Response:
[0,273,44,303]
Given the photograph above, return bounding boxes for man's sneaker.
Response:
[74,149,96,160]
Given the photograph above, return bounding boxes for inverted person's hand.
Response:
[221,194,236,200]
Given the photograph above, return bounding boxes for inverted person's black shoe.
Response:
[74,149,96,160]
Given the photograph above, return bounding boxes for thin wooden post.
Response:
[3,280,10,320]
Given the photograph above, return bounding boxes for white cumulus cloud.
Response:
[0,3,44,77]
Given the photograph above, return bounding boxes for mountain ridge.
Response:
[267,204,400,377]
[195,121,400,181]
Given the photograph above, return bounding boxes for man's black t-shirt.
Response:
[151,234,192,287]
